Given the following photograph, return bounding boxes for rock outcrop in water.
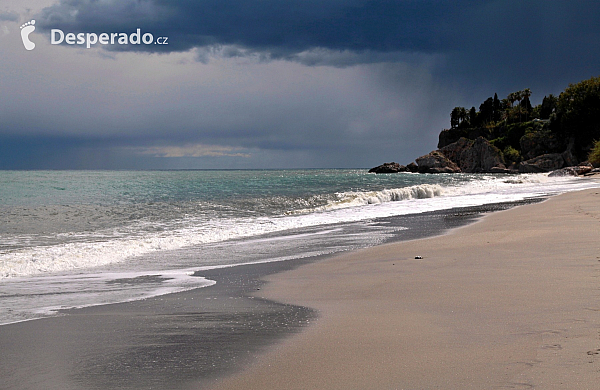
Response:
[547,163,594,177]
[368,162,407,174]
[414,151,461,173]
[406,162,419,173]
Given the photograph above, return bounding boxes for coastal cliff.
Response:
[370,76,600,175]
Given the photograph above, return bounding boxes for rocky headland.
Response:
[370,77,600,176]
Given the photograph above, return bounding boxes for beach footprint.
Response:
[20,20,35,51]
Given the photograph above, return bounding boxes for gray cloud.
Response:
[0,33,451,170]
[2,0,599,169]
[0,11,19,21]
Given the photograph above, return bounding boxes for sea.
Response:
[1,169,598,325]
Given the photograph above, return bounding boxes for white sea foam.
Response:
[335,184,444,206]
[0,268,216,325]
[1,173,598,279]
[0,246,347,326]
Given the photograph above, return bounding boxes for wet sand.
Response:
[0,200,520,390]
[0,259,317,390]
[209,188,600,389]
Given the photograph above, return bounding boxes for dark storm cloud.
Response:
[36,0,456,56]
[439,1,600,94]
[35,0,600,84]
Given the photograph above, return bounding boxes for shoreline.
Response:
[0,197,541,328]
[0,198,547,390]
[208,188,600,389]
[0,258,320,390]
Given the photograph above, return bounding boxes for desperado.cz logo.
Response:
[20,20,36,50]
[20,19,168,50]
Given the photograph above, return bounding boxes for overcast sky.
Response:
[1,0,599,169]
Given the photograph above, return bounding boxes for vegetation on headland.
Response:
[590,140,600,166]
[440,76,600,167]
[370,76,600,174]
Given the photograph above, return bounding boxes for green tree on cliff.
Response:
[469,107,477,126]
[521,88,532,121]
[450,107,468,128]
[479,97,494,124]
[540,94,557,119]
[554,76,600,159]
[589,140,600,166]
[493,93,501,121]
[439,76,600,164]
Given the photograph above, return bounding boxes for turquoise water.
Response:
[0,169,468,242]
[0,169,598,324]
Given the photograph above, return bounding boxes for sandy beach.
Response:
[1,186,599,390]
[208,187,600,390]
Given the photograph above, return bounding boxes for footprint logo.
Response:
[20,20,35,51]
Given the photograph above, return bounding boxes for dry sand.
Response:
[208,188,600,389]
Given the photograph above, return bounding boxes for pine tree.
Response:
[493,93,501,122]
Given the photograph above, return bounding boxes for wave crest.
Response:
[334,184,444,208]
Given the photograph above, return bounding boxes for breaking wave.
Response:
[334,184,444,207]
